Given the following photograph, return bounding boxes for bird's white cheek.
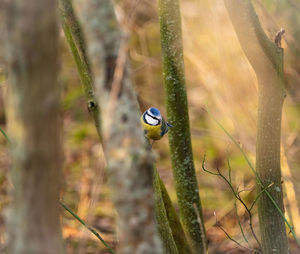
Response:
[145,114,159,125]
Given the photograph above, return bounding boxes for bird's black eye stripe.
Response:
[145,112,160,121]
[143,112,147,122]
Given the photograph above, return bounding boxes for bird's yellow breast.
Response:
[140,117,162,140]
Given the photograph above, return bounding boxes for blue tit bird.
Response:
[141,107,173,141]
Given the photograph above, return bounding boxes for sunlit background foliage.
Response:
[1,0,300,253]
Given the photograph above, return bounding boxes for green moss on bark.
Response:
[154,168,179,254]
[60,0,101,138]
[60,1,193,252]
[158,0,206,253]
[157,173,191,254]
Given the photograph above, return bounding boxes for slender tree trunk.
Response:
[153,169,179,254]
[4,0,64,253]
[154,169,191,254]
[73,0,162,253]
[224,1,288,253]
[158,0,207,253]
[256,75,287,253]
[59,0,101,138]
[60,2,191,252]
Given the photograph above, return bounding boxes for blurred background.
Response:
[1,0,300,253]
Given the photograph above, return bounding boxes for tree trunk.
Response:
[4,0,64,253]
[60,1,192,252]
[154,169,191,254]
[73,0,162,253]
[158,0,207,253]
[153,169,179,254]
[224,1,288,253]
[59,0,101,138]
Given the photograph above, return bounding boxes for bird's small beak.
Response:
[167,122,173,128]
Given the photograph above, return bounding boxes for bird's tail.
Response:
[167,122,173,128]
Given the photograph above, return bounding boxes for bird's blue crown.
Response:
[149,107,161,117]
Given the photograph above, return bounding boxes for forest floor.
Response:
[1,118,299,253]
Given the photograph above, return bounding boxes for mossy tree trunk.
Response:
[224,0,288,253]
[153,169,179,254]
[4,0,64,253]
[154,168,191,254]
[154,169,191,254]
[158,0,207,253]
[60,1,190,252]
[59,0,101,138]
[73,0,162,253]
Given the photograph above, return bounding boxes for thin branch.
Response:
[234,198,248,244]
[237,186,255,195]
[202,154,239,200]
[213,212,261,254]
[202,154,262,250]
[204,106,300,247]
[202,153,219,176]
[59,0,101,139]
[249,183,274,212]
[59,201,115,254]
[228,159,232,183]
[0,126,10,143]
[228,161,249,244]
[228,160,249,245]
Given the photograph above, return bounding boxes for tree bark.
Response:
[4,0,64,253]
[73,0,162,253]
[224,1,288,253]
[158,0,207,253]
[60,2,191,252]
[59,0,101,138]
[154,170,191,254]
[153,169,179,254]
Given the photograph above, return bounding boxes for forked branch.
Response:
[202,154,262,251]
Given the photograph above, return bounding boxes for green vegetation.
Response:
[1,0,300,253]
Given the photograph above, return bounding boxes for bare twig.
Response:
[249,183,274,212]
[203,154,262,251]
[204,106,300,247]
[213,212,261,254]
[228,160,249,244]
[234,195,249,244]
